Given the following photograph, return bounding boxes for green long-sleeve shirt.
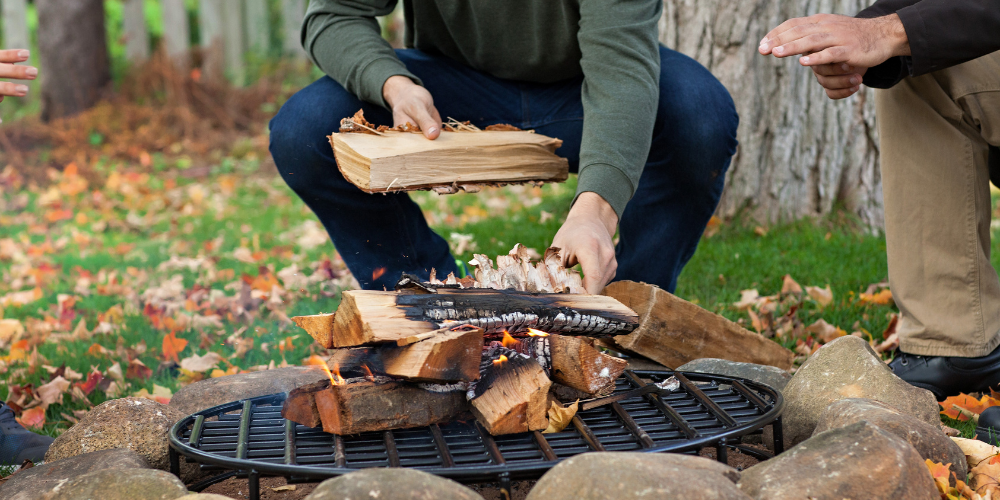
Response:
[302,0,662,218]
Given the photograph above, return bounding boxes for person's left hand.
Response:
[1,49,35,104]
[551,192,619,294]
[758,13,909,69]
[811,62,868,99]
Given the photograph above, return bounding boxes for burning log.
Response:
[291,313,336,349]
[603,280,794,370]
[331,288,638,347]
[323,326,483,383]
[329,123,569,193]
[282,376,470,435]
[547,334,628,394]
[470,355,552,435]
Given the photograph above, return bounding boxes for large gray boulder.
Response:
[814,398,968,479]
[781,335,938,445]
[526,452,750,500]
[677,358,791,391]
[0,449,150,500]
[40,468,188,500]
[169,366,325,416]
[738,421,939,500]
[305,468,484,500]
[44,397,198,481]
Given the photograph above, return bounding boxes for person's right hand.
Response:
[811,62,868,100]
[382,75,442,140]
[1,49,36,104]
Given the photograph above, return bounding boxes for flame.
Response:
[320,362,346,386]
[372,267,386,281]
[361,363,375,381]
[501,330,519,349]
[493,354,508,367]
[527,328,550,337]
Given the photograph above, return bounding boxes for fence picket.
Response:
[282,0,307,59]
[1,0,31,52]
[222,0,245,84]
[199,0,224,81]
[161,0,189,64]
[122,0,149,63]
[245,0,269,56]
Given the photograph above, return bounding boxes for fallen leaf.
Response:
[733,289,760,310]
[953,437,1000,468]
[970,460,1000,497]
[703,216,722,238]
[747,309,763,334]
[0,318,25,344]
[941,394,1000,421]
[133,384,172,404]
[781,275,802,294]
[126,358,153,381]
[177,368,205,386]
[543,400,578,434]
[210,366,239,378]
[860,288,894,306]
[805,319,847,343]
[162,331,188,363]
[86,343,111,357]
[74,369,103,395]
[36,376,71,406]
[16,406,46,430]
[179,351,223,372]
[107,362,124,382]
[271,485,297,492]
[804,285,834,307]
[925,459,952,496]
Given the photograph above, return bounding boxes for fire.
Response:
[493,354,508,367]
[501,330,519,349]
[361,363,375,381]
[527,328,550,337]
[372,267,386,280]
[319,362,346,386]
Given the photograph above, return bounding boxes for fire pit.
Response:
[169,369,783,500]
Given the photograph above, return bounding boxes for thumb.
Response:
[411,103,441,140]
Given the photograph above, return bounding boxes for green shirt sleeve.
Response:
[302,0,419,108]
[574,0,662,220]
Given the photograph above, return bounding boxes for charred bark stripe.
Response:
[395,289,638,336]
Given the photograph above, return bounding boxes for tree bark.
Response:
[36,0,111,121]
[660,0,883,228]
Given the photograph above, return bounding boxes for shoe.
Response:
[978,406,1000,446]
[888,343,1000,400]
[0,403,54,465]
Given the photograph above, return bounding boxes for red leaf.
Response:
[16,407,46,430]
[74,369,103,395]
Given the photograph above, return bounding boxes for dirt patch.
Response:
[698,446,763,472]
[470,480,536,500]
[196,475,319,500]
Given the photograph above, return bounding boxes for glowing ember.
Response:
[319,362,346,385]
[526,328,550,337]
[361,363,375,381]
[493,354,509,367]
[501,330,519,349]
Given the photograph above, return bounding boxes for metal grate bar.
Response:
[571,416,605,452]
[384,431,401,467]
[532,431,558,461]
[236,400,253,460]
[334,435,347,467]
[611,402,655,448]
[475,422,506,465]
[429,424,455,468]
[284,420,297,465]
[673,373,738,428]
[624,371,699,439]
[731,380,770,411]
[189,415,205,447]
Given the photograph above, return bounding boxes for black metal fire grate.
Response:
[169,370,783,500]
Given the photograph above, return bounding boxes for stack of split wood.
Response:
[286,245,795,437]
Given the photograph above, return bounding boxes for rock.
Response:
[305,468,484,500]
[0,449,150,500]
[526,452,750,500]
[175,495,234,500]
[170,366,326,416]
[814,398,968,479]
[44,397,199,481]
[41,468,188,500]
[677,358,792,391]
[781,335,938,446]
[738,421,939,500]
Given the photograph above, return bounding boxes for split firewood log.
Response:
[470,356,552,435]
[603,280,794,370]
[323,326,483,383]
[291,313,335,349]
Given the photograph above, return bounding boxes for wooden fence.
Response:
[0,0,309,85]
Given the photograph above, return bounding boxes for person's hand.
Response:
[758,14,909,70]
[551,192,619,294]
[382,75,442,140]
[1,49,36,108]
[811,63,868,99]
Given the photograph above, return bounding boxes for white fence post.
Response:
[222,0,245,84]
[198,0,223,81]
[122,0,149,63]
[245,0,269,56]
[1,0,31,53]
[282,0,307,60]
[161,0,190,65]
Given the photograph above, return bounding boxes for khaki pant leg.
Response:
[876,51,1000,357]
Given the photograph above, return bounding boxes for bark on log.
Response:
[660,0,882,227]
[36,0,111,121]
[281,379,326,428]
[603,280,794,370]
[471,356,552,435]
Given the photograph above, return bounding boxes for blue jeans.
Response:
[269,46,738,292]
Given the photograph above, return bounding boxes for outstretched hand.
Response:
[551,192,619,295]
[1,49,36,118]
[382,75,442,140]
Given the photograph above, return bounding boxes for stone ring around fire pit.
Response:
[168,369,784,500]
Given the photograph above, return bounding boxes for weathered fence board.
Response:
[1,0,31,53]
[122,0,149,63]
[161,0,190,64]
[198,0,224,81]
[222,0,245,84]
[282,0,307,59]
[245,0,270,56]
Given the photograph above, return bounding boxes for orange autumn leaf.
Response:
[940,393,1000,421]
[16,406,46,430]
[44,209,74,223]
[87,343,110,357]
[859,288,894,306]
[249,268,280,293]
[162,331,188,363]
[925,459,952,496]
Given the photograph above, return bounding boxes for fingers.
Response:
[770,32,838,58]
[760,16,818,54]
[578,248,617,295]
[0,49,29,64]
[799,47,845,66]
[407,102,440,140]
[825,86,860,100]
[815,72,861,89]
[811,62,854,76]
[0,81,29,98]
[0,62,38,80]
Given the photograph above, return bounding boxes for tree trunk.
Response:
[245,0,270,56]
[36,0,111,121]
[198,0,225,82]
[222,0,245,85]
[282,0,307,60]
[2,0,31,54]
[660,0,883,228]
[161,0,190,65]
[122,0,149,63]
